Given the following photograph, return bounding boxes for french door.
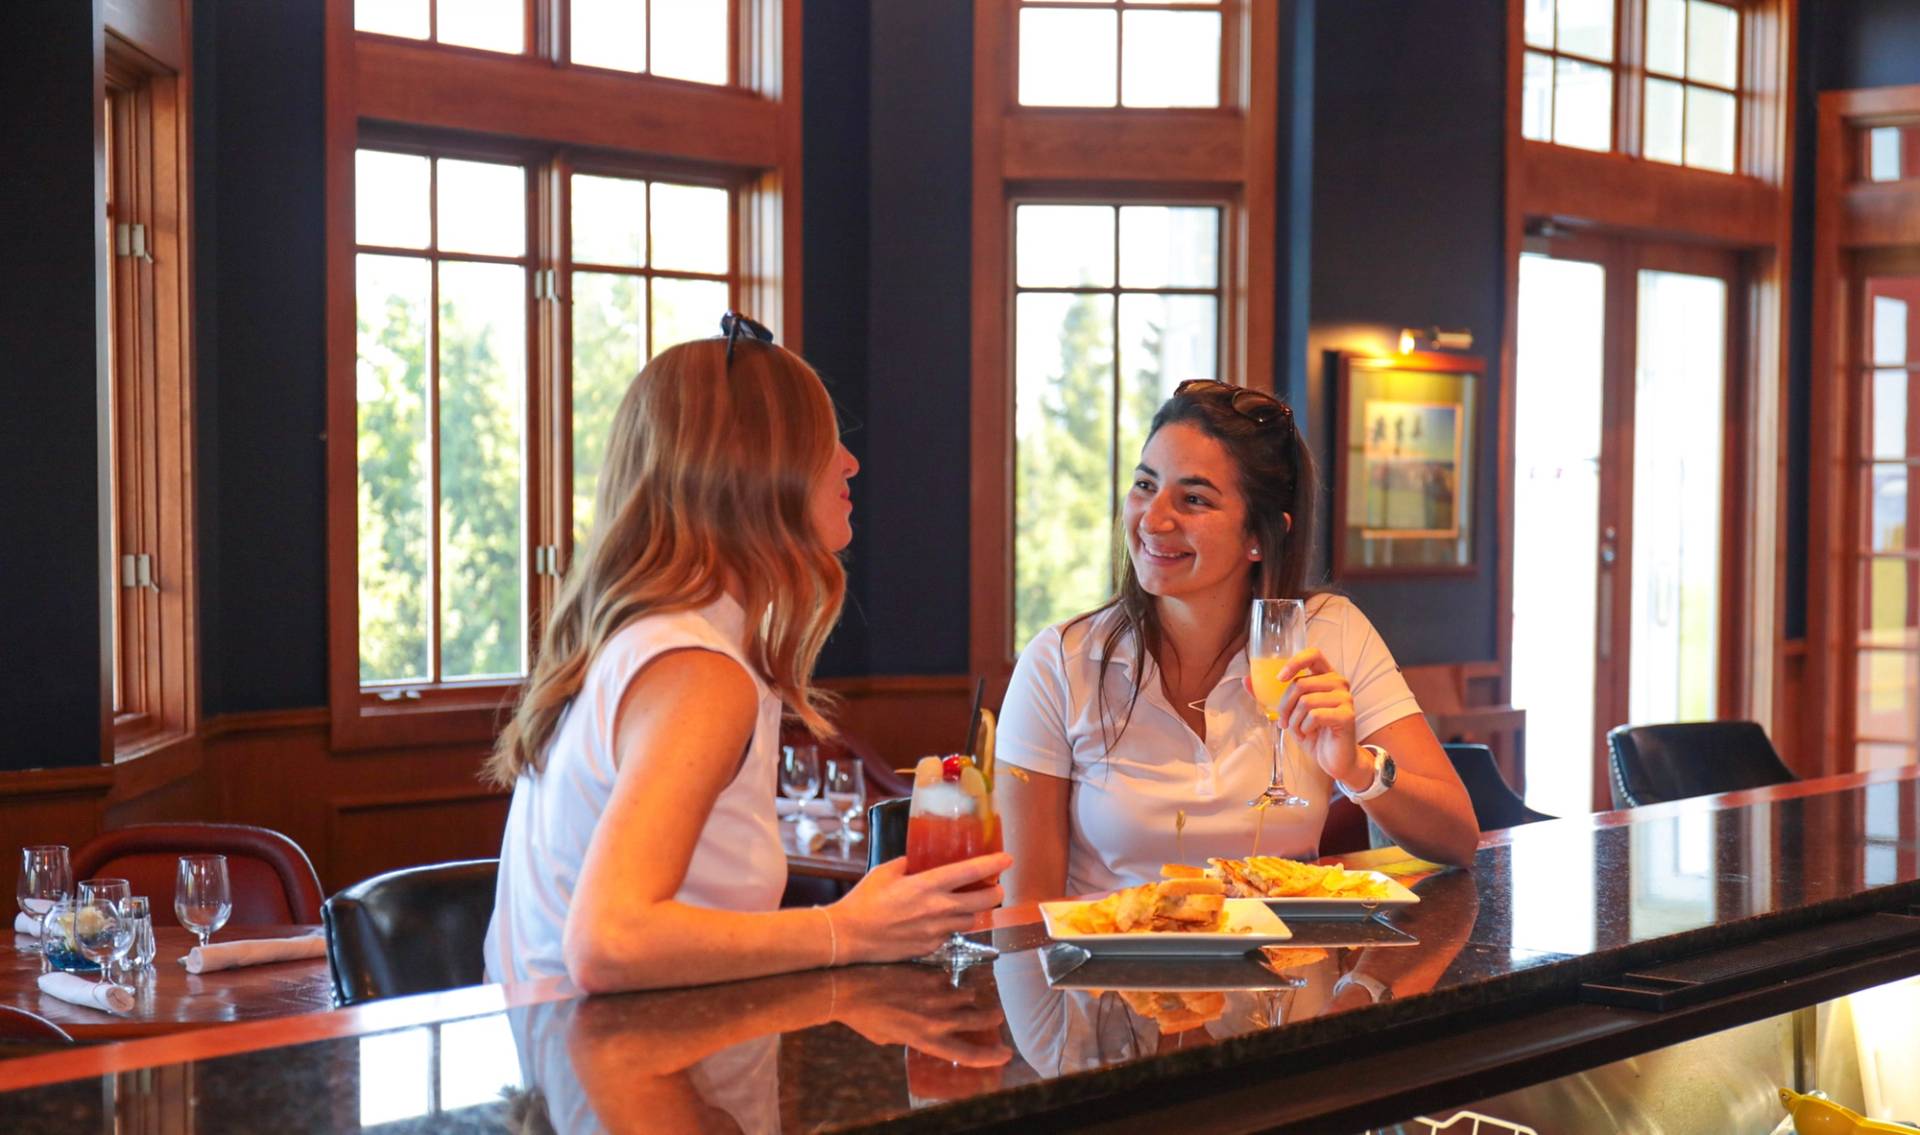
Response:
[1512,234,1746,816]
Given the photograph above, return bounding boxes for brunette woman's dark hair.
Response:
[1071,381,1321,749]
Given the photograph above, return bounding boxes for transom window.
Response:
[1521,0,1741,172]
[1016,1,1225,109]
[1012,202,1223,647]
[1641,0,1739,172]
[354,0,527,54]
[352,0,732,85]
[1862,124,1920,184]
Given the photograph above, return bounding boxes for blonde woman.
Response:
[484,315,1009,992]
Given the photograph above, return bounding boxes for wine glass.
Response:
[16,845,72,957]
[906,755,1003,975]
[824,758,866,847]
[779,743,822,821]
[78,878,132,979]
[72,895,132,990]
[1247,598,1311,808]
[174,855,232,950]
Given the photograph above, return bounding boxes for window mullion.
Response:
[428,157,445,685]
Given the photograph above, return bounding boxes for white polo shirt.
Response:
[997,595,1421,896]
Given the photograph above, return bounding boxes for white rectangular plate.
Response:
[1040,898,1291,956]
[1255,872,1421,919]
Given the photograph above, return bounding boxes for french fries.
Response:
[1206,856,1396,902]
[1057,867,1231,934]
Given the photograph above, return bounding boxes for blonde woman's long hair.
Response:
[485,336,845,785]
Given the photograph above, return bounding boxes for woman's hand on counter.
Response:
[828,853,1012,964]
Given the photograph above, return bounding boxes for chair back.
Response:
[867,797,910,872]
[323,859,499,1007]
[1319,796,1371,856]
[72,823,326,927]
[0,1005,74,1045]
[1445,743,1554,832]
[1605,721,1795,810]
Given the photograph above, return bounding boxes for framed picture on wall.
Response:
[1333,351,1483,577]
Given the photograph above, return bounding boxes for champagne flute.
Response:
[16,845,72,957]
[779,743,822,821]
[824,758,866,847]
[174,855,232,950]
[1248,598,1310,808]
[72,895,132,991]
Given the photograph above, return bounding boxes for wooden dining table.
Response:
[3,925,335,1040]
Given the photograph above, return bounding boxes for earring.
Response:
[1249,547,1261,559]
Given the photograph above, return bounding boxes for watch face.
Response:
[1379,753,1397,788]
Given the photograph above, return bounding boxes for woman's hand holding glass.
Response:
[827,853,1011,964]
[1269,647,1369,789]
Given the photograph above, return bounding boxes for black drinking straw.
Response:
[962,677,986,758]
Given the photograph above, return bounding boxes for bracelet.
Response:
[817,905,839,967]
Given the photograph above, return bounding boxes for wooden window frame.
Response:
[1807,85,1920,778]
[1499,0,1795,787]
[1522,0,1753,172]
[324,0,800,750]
[100,3,199,762]
[969,0,1277,688]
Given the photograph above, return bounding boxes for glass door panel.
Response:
[1853,275,1920,769]
[1629,270,1727,724]
[1513,253,1607,817]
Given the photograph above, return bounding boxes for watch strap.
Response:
[1339,744,1395,803]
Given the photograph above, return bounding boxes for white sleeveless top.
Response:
[484,596,788,985]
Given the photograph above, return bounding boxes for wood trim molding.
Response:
[201,707,331,739]
[354,36,781,168]
[0,766,115,800]
[1518,143,1781,245]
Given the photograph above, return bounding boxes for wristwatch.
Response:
[1338,744,1396,803]
[1334,969,1393,1003]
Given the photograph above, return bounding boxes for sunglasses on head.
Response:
[1174,379,1294,429]
[720,311,775,365]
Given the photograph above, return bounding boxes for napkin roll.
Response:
[15,912,40,936]
[183,933,327,974]
[37,971,134,1015]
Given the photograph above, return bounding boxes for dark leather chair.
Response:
[1606,721,1795,810]
[1319,796,1371,856]
[0,1005,73,1045]
[72,823,326,927]
[866,797,910,872]
[323,859,499,1007]
[1445,743,1554,832]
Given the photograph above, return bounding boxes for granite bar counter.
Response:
[3,770,1920,1132]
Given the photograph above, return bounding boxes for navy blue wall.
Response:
[0,3,104,770]
[1305,0,1509,666]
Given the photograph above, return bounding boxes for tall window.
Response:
[1012,203,1222,646]
[354,151,531,687]
[971,1,1276,675]
[102,34,196,755]
[1521,0,1741,173]
[330,0,795,745]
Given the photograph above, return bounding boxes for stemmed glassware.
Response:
[16,845,72,957]
[78,878,132,979]
[174,855,232,950]
[72,894,133,991]
[824,758,866,847]
[779,743,822,821]
[1247,598,1311,809]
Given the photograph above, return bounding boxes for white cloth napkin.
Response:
[15,912,40,936]
[181,932,326,974]
[775,797,837,819]
[37,972,134,1015]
